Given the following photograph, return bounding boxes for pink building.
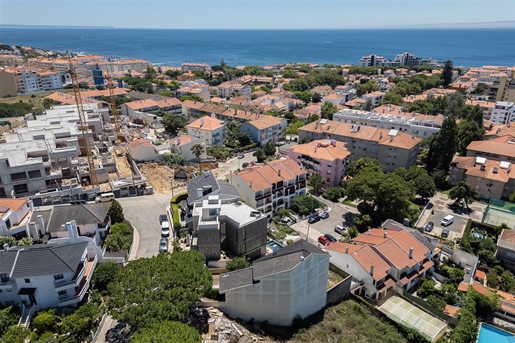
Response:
[288,139,351,187]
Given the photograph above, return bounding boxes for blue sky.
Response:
[1,0,514,29]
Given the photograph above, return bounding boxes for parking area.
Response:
[419,209,468,242]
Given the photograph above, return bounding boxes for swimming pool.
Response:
[266,240,284,254]
[477,323,515,343]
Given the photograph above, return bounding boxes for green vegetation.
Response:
[0,306,20,337]
[162,113,188,135]
[448,181,479,209]
[107,251,212,327]
[0,101,34,118]
[91,261,119,293]
[320,101,338,120]
[163,153,186,166]
[131,321,202,343]
[107,199,124,224]
[254,141,277,163]
[322,186,345,202]
[104,222,133,251]
[283,68,345,92]
[442,60,454,87]
[426,116,457,172]
[171,203,181,230]
[355,79,380,97]
[290,196,322,217]
[308,173,325,196]
[226,257,250,271]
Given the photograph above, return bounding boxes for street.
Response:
[118,193,172,258]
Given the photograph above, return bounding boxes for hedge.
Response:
[170,192,188,205]
[171,203,181,230]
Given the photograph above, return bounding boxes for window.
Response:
[327,170,331,175]
[54,274,64,281]
[209,209,217,216]
[24,278,30,283]
[58,290,67,296]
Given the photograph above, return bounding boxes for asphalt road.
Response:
[118,193,172,258]
[418,209,468,242]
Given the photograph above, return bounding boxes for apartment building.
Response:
[362,91,385,107]
[449,156,515,200]
[169,135,208,162]
[466,135,515,163]
[299,119,421,172]
[217,82,251,98]
[190,195,268,260]
[488,101,515,124]
[359,54,388,67]
[332,108,441,138]
[465,99,495,119]
[0,68,18,97]
[85,59,149,74]
[186,116,225,146]
[219,240,330,326]
[181,63,211,72]
[288,139,351,187]
[0,226,99,308]
[176,81,210,101]
[1,68,71,95]
[127,139,162,162]
[228,159,307,218]
[240,114,287,145]
[121,98,182,119]
[496,229,515,273]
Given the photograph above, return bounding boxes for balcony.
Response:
[58,254,97,306]
[255,192,272,201]
[0,279,13,290]
[55,263,87,291]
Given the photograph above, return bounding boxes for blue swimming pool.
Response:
[266,240,284,254]
[478,323,515,343]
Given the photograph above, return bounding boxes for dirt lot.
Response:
[138,162,189,194]
[0,91,58,107]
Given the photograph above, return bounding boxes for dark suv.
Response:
[308,215,320,224]
[424,221,434,232]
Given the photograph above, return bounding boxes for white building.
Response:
[127,139,162,162]
[0,198,32,238]
[8,68,71,94]
[0,222,99,309]
[186,116,226,147]
[219,240,330,326]
[240,115,287,145]
[169,135,207,162]
[359,54,388,67]
[489,101,515,124]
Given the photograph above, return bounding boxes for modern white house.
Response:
[127,139,162,162]
[0,198,32,238]
[0,221,99,309]
[219,240,330,326]
[489,101,515,124]
[169,135,208,162]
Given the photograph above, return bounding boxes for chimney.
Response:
[197,188,203,199]
[66,221,79,243]
[384,231,387,238]
[28,200,34,212]
[3,243,9,251]
[278,169,281,176]
[345,247,349,253]
[37,215,45,235]
[370,265,374,276]
[409,247,414,259]
[29,222,39,240]
[249,179,253,188]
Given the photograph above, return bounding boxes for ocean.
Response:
[0,28,514,68]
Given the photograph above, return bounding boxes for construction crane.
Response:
[68,56,98,187]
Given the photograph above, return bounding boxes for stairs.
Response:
[18,305,42,327]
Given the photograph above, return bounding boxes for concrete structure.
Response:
[181,63,211,72]
[176,81,210,102]
[217,82,251,98]
[219,240,329,326]
[0,226,99,308]
[359,54,388,67]
[299,119,421,172]
[190,195,268,260]
[169,135,207,162]
[489,101,515,124]
[0,198,32,238]
[450,156,515,200]
[186,116,226,147]
[496,229,515,273]
[121,98,182,119]
[0,67,71,95]
[361,91,385,107]
[288,139,351,187]
[228,159,307,218]
[0,68,18,97]
[240,115,287,145]
[127,139,162,162]
[185,171,240,210]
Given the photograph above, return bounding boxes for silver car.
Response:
[159,238,168,252]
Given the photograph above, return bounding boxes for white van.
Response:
[441,215,454,227]
[95,192,115,203]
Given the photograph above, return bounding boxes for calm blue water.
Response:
[0,28,514,68]
[478,323,515,343]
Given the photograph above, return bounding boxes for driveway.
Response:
[118,193,172,258]
[419,209,468,242]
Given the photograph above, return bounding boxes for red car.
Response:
[318,235,331,246]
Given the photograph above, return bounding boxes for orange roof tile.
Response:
[0,198,29,212]
[289,139,351,162]
[128,139,152,150]
[350,244,391,281]
[325,242,361,254]
[186,116,224,131]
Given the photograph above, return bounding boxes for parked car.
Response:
[161,221,170,237]
[424,221,434,232]
[319,212,329,219]
[441,215,454,227]
[159,237,168,252]
[308,215,320,224]
[334,225,346,234]
[324,233,337,243]
[242,162,249,168]
[441,229,450,238]
[237,153,244,159]
[159,214,168,224]
[318,235,331,246]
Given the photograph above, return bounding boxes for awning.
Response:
[18,288,36,295]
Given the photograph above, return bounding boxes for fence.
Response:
[401,291,458,327]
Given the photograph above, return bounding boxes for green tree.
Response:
[362,98,374,111]
[468,287,501,318]
[456,119,484,155]
[190,143,205,163]
[180,95,204,102]
[131,321,202,343]
[510,191,515,202]
[263,140,277,157]
[413,174,436,199]
[487,270,500,289]
[226,257,249,271]
[60,303,101,340]
[418,279,437,298]
[345,157,381,177]
[286,120,305,136]
[105,222,133,251]
[164,153,186,166]
[2,325,34,343]
[449,181,479,209]
[144,65,157,81]
[294,91,312,104]
[442,60,454,87]
[107,251,212,327]
[108,199,124,224]
[322,186,344,202]
[0,306,19,337]
[500,271,515,293]
[162,113,188,135]
[290,196,321,216]
[254,148,266,163]
[309,173,325,196]
[355,80,380,97]
[442,266,465,286]
[426,295,446,311]
[92,260,119,292]
[42,98,55,110]
[426,116,457,171]
[321,101,338,120]
[32,310,57,334]
[311,92,322,103]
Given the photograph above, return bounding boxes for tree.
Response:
[32,310,57,334]
[131,321,202,343]
[2,325,34,343]
[108,199,124,224]
[500,271,515,293]
[457,119,484,155]
[311,92,322,103]
[107,251,212,328]
[426,116,457,171]
[254,148,266,163]
[263,140,277,157]
[487,270,500,289]
[0,306,19,337]
[442,60,454,87]
[345,157,381,177]
[286,120,305,136]
[60,303,101,340]
[190,143,205,163]
[321,101,338,120]
[309,173,325,196]
[322,186,344,202]
[290,196,321,217]
[510,191,515,202]
[105,222,132,251]
[42,98,55,110]
[427,295,446,311]
[144,65,157,81]
[180,95,204,102]
[449,181,479,209]
[418,279,437,298]
[162,113,188,135]
[362,98,373,111]
[92,260,119,292]
[432,170,449,190]
[413,174,436,199]
[226,257,249,271]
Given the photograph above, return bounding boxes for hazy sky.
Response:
[1,0,514,29]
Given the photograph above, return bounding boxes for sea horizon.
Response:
[1,27,514,68]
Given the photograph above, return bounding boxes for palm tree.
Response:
[448,181,479,209]
[308,173,325,196]
[190,143,205,172]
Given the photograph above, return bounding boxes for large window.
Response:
[54,274,64,281]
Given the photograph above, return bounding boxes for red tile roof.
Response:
[0,198,29,212]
